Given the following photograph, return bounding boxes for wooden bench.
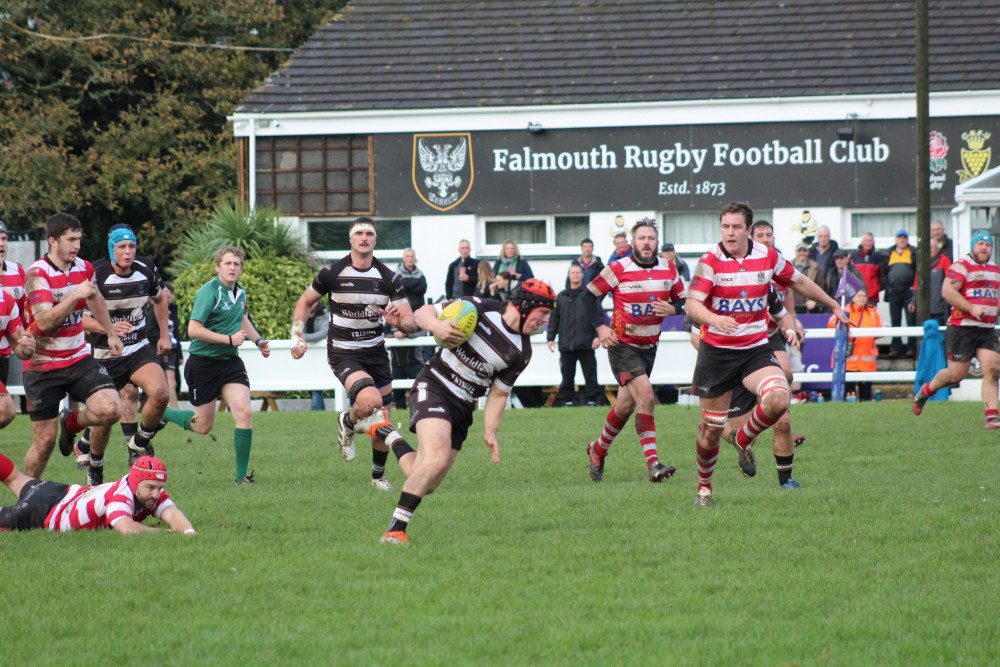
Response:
[217,391,281,412]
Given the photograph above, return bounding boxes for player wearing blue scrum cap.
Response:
[914,230,1000,428]
[70,223,177,485]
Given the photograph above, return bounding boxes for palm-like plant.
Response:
[169,199,317,277]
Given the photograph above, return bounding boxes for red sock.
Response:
[986,409,999,423]
[696,443,718,490]
[920,383,935,399]
[0,453,14,481]
[734,404,779,449]
[595,407,627,458]
[65,411,84,434]
[634,413,658,469]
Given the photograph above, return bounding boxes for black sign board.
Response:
[374,117,998,215]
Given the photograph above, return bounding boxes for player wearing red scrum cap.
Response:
[0,452,194,534]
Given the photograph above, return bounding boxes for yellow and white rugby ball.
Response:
[435,300,478,348]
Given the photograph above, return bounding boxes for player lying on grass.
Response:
[0,452,195,534]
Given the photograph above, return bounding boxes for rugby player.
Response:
[686,202,847,507]
[0,452,194,534]
[71,225,174,484]
[22,214,123,478]
[380,279,555,544]
[583,218,686,484]
[0,220,28,387]
[913,230,1000,427]
[290,217,417,491]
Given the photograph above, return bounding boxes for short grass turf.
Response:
[1,400,997,664]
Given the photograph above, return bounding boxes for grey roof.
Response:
[237,0,1000,114]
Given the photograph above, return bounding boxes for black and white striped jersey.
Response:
[310,255,408,351]
[89,256,163,360]
[425,297,532,403]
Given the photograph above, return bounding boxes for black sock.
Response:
[121,422,138,440]
[776,454,794,485]
[133,423,157,449]
[341,413,355,429]
[372,449,389,480]
[391,439,415,460]
[387,492,422,533]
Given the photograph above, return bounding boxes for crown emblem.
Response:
[963,130,990,151]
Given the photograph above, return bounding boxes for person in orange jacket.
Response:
[829,289,881,400]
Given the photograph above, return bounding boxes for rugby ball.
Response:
[435,300,478,348]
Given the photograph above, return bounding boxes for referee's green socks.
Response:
[162,407,195,431]
[234,428,253,482]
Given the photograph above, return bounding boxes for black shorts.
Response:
[184,354,249,406]
[692,342,781,399]
[23,356,117,421]
[328,344,393,392]
[946,325,1000,363]
[0,479,69,531]
[0,356,9,386]
[408,373,474,451]
[607,344,657,386]
[768,330,786,353]
[729,382,757,418]
[99,345,164,391]
[160,349,181,373]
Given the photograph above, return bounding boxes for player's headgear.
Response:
[349,216,377,238]
[108,224,137,263]
[971,229,993,253]
[128,455,167,494]
[0,220,7,234]
[508,278,556,330]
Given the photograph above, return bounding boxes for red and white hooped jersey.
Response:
[946,255,1000,328]
[0,261,26,357]
[587,256,685,349]
[23,256,95,372]
[0,290,23,361]
[687,240,800,349]
[43,475,174,531]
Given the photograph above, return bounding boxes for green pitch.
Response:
[1,401,997,664]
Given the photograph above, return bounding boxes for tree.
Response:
[0,0,346,270]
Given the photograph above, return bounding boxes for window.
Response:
[662,210,773,250]
[482,215,590,252]
[254,135,373,216]
[850,208,952,239]
[308,219,411,253]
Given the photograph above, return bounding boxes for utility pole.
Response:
[915,0,931,323]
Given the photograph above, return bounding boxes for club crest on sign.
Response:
[413,133,474,211]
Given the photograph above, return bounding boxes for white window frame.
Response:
[845,207,953,249]
[307,216,412,261]
[479,214,589,256]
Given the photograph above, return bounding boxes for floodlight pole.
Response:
[915,0,931,324]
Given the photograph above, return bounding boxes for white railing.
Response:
[9,325,964,408]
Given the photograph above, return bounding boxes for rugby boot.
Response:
[337,411,356,462]
[693,487,714,507]
[648,461,676,483]
[381,530,409,544]
[587,441,605,482]
[58,409,76,457]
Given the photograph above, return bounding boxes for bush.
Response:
[173,256,318,341]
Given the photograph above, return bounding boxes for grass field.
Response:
[1,400,997,664]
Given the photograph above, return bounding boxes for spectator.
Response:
[884,229,917,357]
[791,243,825,313]
[303,300,329,410]
[660,243,690,282]
[570,238,604,286]
[850,232,885,304]
[608,232,632,263]
[396,248,427,313]
[931,219,953,260]
[493,239,534,288]
[809,225,839,277]
[909,238,953,326]
[828,289,881,401]
[824,249,865,304]
[444,239,477,299]
[490,271,513,303]
[547,265,602,407]
[473,261,495,300]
